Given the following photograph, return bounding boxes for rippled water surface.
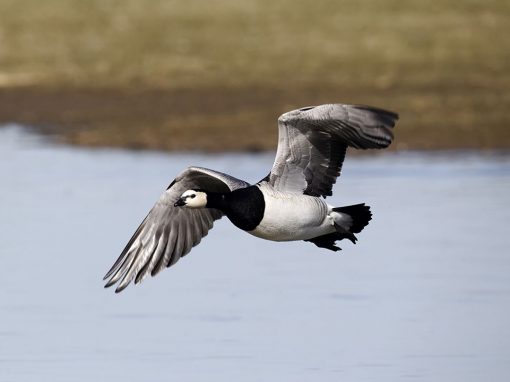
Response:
[1,125,509,381]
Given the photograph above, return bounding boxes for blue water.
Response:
[1,125,509,381]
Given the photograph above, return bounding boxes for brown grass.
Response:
[0,0,509,150]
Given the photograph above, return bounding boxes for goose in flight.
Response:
[104,104,398,292]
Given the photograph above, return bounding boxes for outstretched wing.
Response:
[267,104,398,197]
[104,166,249,292]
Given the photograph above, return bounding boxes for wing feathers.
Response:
[269,104,398,197]
[104,167,249,292]
[103,216,147,280]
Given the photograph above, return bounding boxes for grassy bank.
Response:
[0,0,509,150]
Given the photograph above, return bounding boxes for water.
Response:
[1,125,509,381]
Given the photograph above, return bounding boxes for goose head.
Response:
[174,189,208,208]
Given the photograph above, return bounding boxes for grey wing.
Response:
[104,166,249,293]
[267,104,398,197]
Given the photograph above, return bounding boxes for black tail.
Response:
[304,203,372,252]
[333,203,372,233]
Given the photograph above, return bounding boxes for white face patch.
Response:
[180,190,207,208]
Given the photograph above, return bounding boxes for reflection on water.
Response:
[1,125,509,381]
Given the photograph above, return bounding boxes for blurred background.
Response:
[0,0,509,150]
[1,1,509,381]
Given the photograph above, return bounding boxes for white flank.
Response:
[249,183,337,241]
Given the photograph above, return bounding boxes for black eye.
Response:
[190,194,196,199]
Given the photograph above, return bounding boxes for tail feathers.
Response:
[333,203,372,234]
[305,203,372,252]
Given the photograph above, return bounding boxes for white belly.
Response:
[249,186,336,241]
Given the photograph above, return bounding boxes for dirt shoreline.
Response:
[1,85,508,152]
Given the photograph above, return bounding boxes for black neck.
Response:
[203,186,265,232]
[205,192,229,212]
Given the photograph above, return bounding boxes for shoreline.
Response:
[1,85,508,152]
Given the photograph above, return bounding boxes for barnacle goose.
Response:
[104,104,398,292]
